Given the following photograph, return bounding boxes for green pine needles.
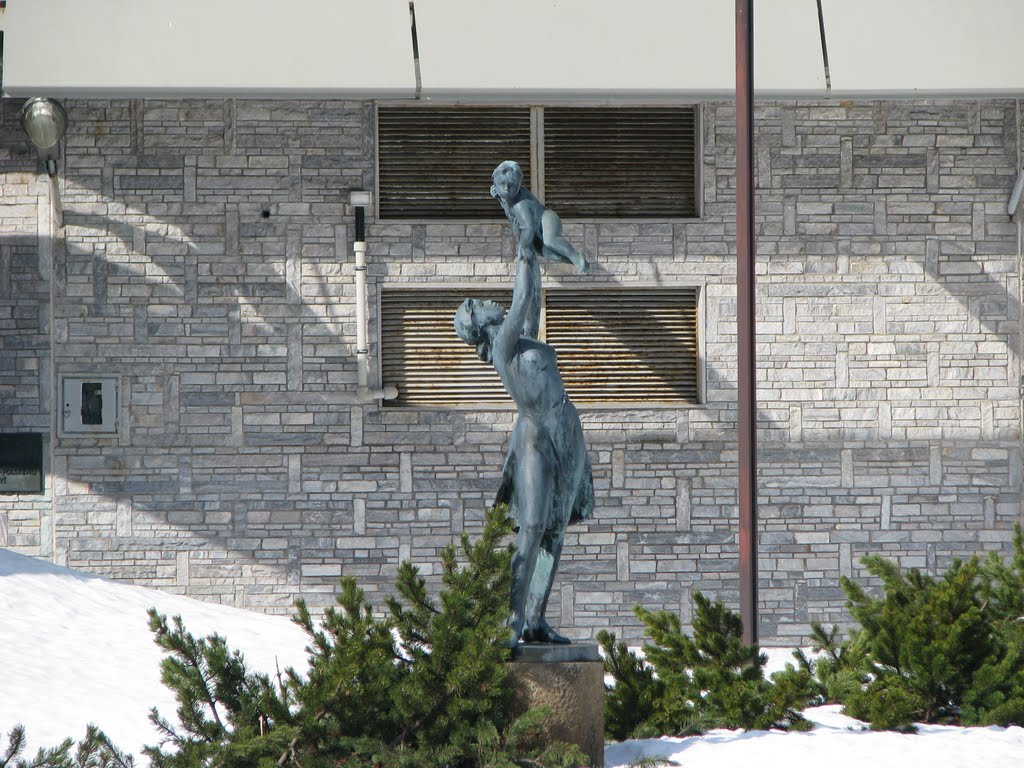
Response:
[142,504,587,768]
[14,515,1024,757]
[799,524,1024,731]
[0,725,134,768]
[598,592,816,740]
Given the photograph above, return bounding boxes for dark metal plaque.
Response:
[0,433,44,494]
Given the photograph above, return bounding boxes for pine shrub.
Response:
[598,592,815,740]
[143,504,589,767]
[792,622,868,706]
[979,524,1024,620]
[841,556,989,727]
[1,725,134,768]
[811,525,1024,731]
[598,630,662,739]
[143,610,297,767]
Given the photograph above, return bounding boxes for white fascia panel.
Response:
[413,0,826,101]
[822,0,1024,97]
[2,0,416,98]
[7,0,1020,100]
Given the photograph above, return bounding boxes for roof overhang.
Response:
[4,0,1024,100]
[0,0,416,99]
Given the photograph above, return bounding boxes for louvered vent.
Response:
[545,288,700,404]
[543,107,698,218]
[377,107,531,219]
[381,287,700,407]
[380,288,514,406]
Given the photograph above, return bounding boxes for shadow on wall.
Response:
[1,97,1021,637]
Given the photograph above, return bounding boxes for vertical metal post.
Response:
[736,0,759,646]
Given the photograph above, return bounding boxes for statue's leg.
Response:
[523,533,571,644]
[508,457,552,645]
[541,209,588,272]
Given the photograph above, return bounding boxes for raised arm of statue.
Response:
[511,200,543,340]
[495,219,540,365]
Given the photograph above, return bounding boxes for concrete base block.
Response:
[506,643,605,767]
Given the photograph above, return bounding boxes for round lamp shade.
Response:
[20,97,68,151]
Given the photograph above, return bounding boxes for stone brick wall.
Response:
[0,98,55,557]
[0,97,1020,644]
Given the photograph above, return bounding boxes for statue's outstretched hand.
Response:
[516,244,538,265]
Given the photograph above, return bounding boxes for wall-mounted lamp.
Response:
[20,97,68,226]
[349,190,372,208]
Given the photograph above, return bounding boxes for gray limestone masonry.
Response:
[0,97,1022,644]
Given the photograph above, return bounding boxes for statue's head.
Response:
[454,297,506,363]
[490,160,523,202]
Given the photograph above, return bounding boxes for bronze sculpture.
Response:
[453,161,594,645]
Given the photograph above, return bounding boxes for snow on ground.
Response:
[3,548,1024,767]
[604,705,1024,767]
[0,548,309,758]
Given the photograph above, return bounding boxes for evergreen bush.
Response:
[598,592,815,740]
[0,725,134,768]
[804,525,1024,731]
[143,504,589,767]
[791,623,867,706]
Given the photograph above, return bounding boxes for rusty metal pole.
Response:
[736,0,759,646]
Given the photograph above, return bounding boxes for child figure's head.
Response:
[490,160,523,203]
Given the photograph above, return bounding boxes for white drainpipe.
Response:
[351,191,398,403]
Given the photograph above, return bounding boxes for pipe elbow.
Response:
[357,385,399,403]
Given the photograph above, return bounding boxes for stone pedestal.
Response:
[506,643,605,767]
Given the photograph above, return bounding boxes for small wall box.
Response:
[60,376,119,436]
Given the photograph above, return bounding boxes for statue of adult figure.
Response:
[453,161,594,645]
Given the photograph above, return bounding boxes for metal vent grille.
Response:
[381,287,700,407]
[545,287,700,404]
[543,107,699,218]
[380,288,513,406]
[377,107,531,219]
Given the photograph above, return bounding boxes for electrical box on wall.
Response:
[60,376,119,436]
